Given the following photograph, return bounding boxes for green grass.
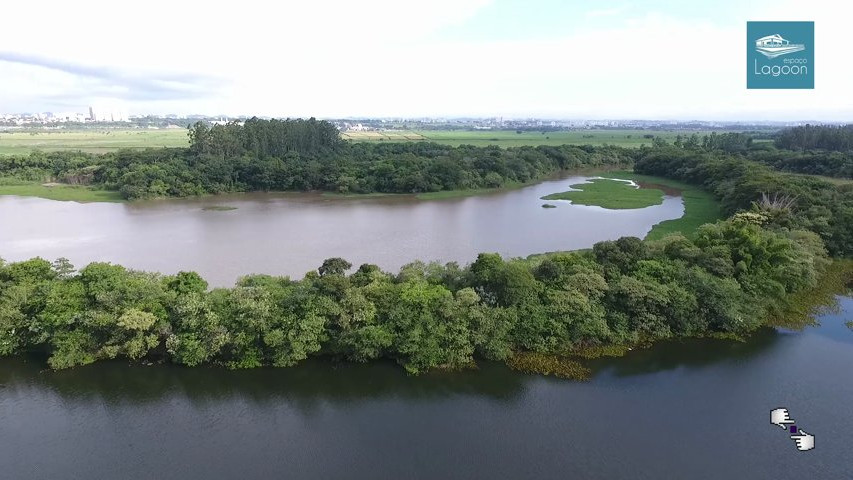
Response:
[0,181,123,202]
[0,129,188,155]
[604,171,723,240]
[542,178,664,209]
[786,172,853,186]
[1,128,749,154]
[344,129,735,148]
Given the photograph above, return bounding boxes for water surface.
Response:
[0,175,682,286]
[1,297,851,479]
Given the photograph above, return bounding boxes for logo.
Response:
[747,21,814,89]
[755,34,805,58]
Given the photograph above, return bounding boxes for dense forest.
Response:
[0,216,827,373]
[775,124,853,152]
[0,119,633,199]
[633,144,853,256]
[663,127,853,179]
[2,122,851,199]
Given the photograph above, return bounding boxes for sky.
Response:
[2,0,852,120]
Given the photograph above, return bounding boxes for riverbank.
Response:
[0,180,123,202]
[603,171,722,240]
[541,178,665,209]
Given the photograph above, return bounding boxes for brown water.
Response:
[0,175,682,286]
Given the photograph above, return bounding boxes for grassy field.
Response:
[0,128,730,155]
[343,129,722,148]
[0,179,123,202]
[541,178,664,209]
[0,129,188,155]
[605,172,723,240]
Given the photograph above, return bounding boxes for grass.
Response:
[0,181,123,202]
[603,171,723,240]
[542,178,664,209]
[343,129,735,148]
[1,128,740,155]
[786,172,853,186]
[0,128,188,155]
[506,351,591,380]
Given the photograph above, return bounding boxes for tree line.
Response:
[0,216,827,373]
[0,142,633,200]
[775,124,853,152]
[633,144,853,256]
[659,127,853,179]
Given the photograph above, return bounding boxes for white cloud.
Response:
[1,0,851,120]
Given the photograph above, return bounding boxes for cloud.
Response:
[0,52,224,103]
[0,0,851,120]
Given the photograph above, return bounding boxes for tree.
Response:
[318,257,352,277]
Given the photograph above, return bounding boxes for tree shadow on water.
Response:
[0,356,529,412]
[585,327,782,378]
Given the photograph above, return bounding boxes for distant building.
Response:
[88,106,129,122]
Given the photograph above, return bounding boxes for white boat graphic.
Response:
[755,34,805,58]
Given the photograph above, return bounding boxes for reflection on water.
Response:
[1,297,852,479]
[0,175,683,286]
[0,357,527,408]
[587,327,781,378]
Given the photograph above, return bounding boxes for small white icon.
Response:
[770,407,815,452]
[755,34,806,58]
[770,408,796,429]
[790,428,815,451]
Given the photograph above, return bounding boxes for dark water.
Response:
[1,297,851,479]
[0,175,682,286]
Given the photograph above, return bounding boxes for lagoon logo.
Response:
[747,21,814,89]
[755,34,805,58]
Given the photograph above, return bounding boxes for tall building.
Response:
[88,105,128,122]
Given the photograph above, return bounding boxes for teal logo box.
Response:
[747,21,814,89]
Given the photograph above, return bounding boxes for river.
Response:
[0,175,682,286]
[0,296,850,479]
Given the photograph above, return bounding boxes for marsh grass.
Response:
[542,178,664,209]
[506,351,591,380]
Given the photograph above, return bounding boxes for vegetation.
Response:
[775,124,853,153]
[542,178,664,209]
[0,128,736,155]
[0,215,829,373]
[605,172,723,240]
[0,129,189,155]
[344,129,726,148]
[0,178,122,202]
[633,144,853,257]
[765,259,853,330]
[2,120,852,377]
[0,120,634,200]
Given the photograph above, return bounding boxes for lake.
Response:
[0,175,682,286]
[1,296,850,479]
